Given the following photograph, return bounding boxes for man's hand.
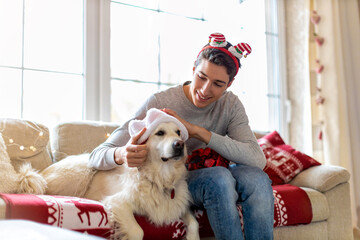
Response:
[161,108,211,144]
[114,128,148,167]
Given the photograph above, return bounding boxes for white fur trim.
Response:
[129,108,189,144]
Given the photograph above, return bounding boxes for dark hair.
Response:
[195,46,241,83]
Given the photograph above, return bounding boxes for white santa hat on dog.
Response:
[128,108,189,144]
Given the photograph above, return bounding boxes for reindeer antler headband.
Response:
[197,33,252,76]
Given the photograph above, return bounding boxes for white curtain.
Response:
[286,0,360,235]
[314,0,360,233]
[285,0,313,156]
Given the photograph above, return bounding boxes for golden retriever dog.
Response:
[41,122,200,240]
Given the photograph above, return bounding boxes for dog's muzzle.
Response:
[173,140,184,156]
[161,140,185,162]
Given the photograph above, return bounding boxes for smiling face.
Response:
[185,60,232,108]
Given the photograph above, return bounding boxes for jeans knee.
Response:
[213,167,235,189]
[201,167,237,203]
[251,168,272,190]
[231,165,273,201]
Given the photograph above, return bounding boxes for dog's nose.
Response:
[173,140,184,151]
[173,140,185,158]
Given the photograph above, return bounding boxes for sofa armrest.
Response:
[289,165,350,192]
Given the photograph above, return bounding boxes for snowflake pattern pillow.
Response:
[258,131,321,185]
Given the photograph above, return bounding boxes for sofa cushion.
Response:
[0,184,314,238]
[0,118,52,171]
[0,194,187,239]
[0,198,5,219]
[271,184,313,227]
[301,187,329,222]
[0,194,112,238]
[51,121,120,162]
[257,131,321,185]
[0,133,18,193]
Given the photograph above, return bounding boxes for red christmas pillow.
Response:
[258,131,321,185]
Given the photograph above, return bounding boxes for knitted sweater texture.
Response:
[88,82,266,170]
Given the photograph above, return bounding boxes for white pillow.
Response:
[0,133,19,193]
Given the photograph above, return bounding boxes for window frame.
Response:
[264,0,289,141]
[1,0,288,137]
[0,0,85,124]
[87,0,289,138]
[84,0,111,121]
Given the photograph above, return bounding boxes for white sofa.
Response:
[0,118,354,239]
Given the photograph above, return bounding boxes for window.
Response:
[110,0,287,134]
[0,0,287,136]
[0,0,84,127]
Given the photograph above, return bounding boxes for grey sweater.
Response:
[88,82,266,170]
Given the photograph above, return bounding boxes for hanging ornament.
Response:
[318,130,323,140]
[311,10,321,24]
[316,96,325,105]
[315,36,325,46]
[315,59,324,74]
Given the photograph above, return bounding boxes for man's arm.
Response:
[88,96,158,170]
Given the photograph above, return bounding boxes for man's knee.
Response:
[230,165,273,199]
[190,167,238,204]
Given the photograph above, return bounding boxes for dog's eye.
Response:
[176,130,181,136]
[155,130,165,136]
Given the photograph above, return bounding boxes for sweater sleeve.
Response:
[207,97,266,169]
[207,132,266,169]
[88,95,158,170]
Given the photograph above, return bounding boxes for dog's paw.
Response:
[185,235,200,240]
[183,211,200,240]
[184,220,200,240]
[126,224,144,240]
[102,195,144,240]
[112,227,144,240]
[185,231,200,240]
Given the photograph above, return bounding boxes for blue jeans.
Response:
[187,165,274,240]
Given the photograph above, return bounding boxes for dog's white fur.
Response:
[40,122,200,240]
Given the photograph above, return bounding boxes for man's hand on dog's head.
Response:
[114,128,148,168]
[162,108,211,144]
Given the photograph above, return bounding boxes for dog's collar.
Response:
[171,189,175,199]
[163,188,175,199]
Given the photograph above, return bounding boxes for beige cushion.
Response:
[289,165,350,192]
[0,197,6,219]
[274,221,328,240]
[0,133,19,193]
[51,121,120,162]
[301,187,329,222]
[0,118,52,171]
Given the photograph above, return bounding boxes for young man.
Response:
[89,33,274,240]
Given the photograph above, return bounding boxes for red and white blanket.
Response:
[0,184,312,239]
